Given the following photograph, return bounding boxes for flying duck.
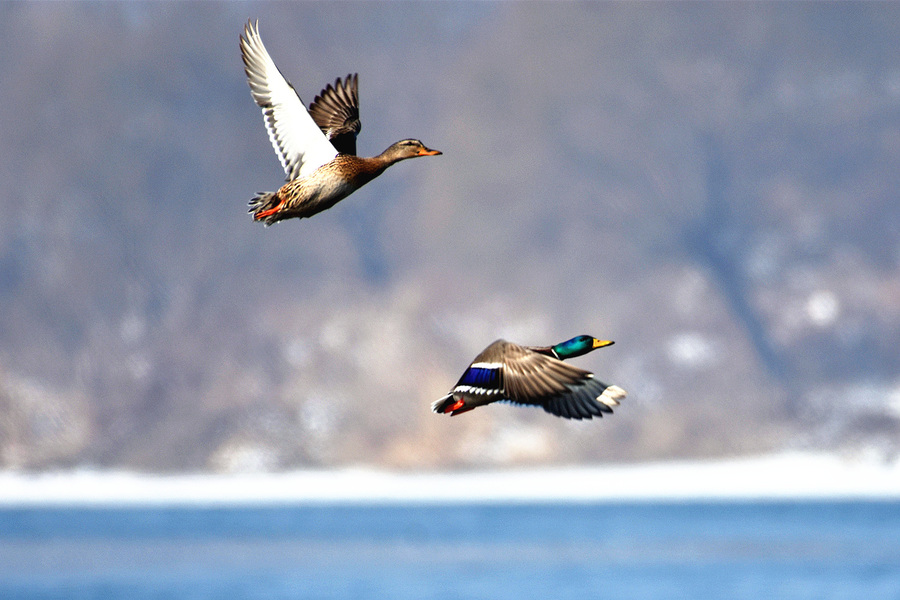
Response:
[239,20,441,225]
[433,335,626,420]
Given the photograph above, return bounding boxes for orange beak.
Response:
[417,147,442,156]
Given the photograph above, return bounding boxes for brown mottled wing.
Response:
[308,74,360,156]
[501,344,589,403]
[497,343,617,419]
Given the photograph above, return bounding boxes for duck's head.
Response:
[382,139,442,162]
[552,335,614,359]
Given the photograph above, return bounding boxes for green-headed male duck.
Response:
[433,335,626,420]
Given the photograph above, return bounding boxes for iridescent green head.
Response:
[552,335,614,359]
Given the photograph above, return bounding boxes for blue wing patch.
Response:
[457,365,502,390]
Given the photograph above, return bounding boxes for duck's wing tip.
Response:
[239,20,338,178]
[308,73,361,156]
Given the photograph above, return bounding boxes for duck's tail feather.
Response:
[432,394,474,416]
[248,191,283,225]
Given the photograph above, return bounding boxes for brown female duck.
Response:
[433,335,626,420]
[240,20,441,225]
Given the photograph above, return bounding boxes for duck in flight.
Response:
[239,20,441,225]
[433,335,626,420]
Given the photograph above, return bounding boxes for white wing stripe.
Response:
[452,385,505,396]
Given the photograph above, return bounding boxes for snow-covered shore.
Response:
[2,452,899,506]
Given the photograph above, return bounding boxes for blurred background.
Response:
[1,1,899,474]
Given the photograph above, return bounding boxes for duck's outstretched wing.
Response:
[498,342,623,419]
[240,20,338,180]
[308,74,360,156]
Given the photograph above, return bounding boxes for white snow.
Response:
[1,451,898,506]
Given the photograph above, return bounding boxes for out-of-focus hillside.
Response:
[1,3,898,471]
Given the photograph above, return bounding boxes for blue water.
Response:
[0,501,898,599]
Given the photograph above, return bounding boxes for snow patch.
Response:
[1,452,899,506]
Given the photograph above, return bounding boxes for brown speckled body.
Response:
[259,156,386,223]
[249,139,440,225]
